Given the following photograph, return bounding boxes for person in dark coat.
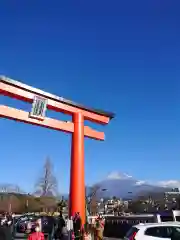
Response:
[0,224,12,240]
[54,212,66,240]
[73,212,82,240]
[41,216,56,240]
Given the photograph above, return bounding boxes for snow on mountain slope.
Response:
[94,172,178,199]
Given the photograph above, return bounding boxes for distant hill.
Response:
[0,192,58,213]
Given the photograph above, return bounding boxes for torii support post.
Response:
[0,76,114,225]
[70,112,85,220]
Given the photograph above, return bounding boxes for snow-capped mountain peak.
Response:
[135,180,146,186]
[107,171,133,180]
[94,173,180,199]
[135,179,180,189]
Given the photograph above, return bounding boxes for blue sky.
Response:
[0,1,179,193]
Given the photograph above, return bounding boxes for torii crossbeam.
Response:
[0,76,114,224]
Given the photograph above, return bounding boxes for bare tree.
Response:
[35,157,58,196]
[87,185,100,199]
[87,185,100,215]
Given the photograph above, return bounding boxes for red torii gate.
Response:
[0,76,114,224]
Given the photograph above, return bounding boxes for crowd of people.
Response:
[0,212,66,240]
[0,212,105,240]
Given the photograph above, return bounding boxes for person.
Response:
[83,222,92,240]
[73,212,82,240]
[54,211,66,240]
[28,222,44,240]
[6,213,12,226]
[43,216,56,240]
[1,213,7,225]
[0,222,12,240]
[94,214,105,240]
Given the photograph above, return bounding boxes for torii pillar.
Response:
[0,76,114,225]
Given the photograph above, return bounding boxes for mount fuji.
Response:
[91,172,180,199]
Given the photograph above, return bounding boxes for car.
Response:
[12,214,56,239]
[124,221,180,240]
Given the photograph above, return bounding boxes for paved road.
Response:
[13,236,122,240]
[104,238,123,240]
[13,233,123,239]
